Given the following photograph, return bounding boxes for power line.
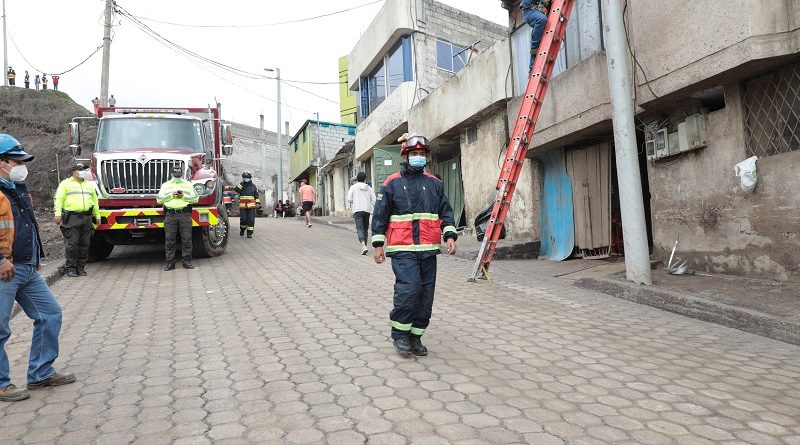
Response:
[283,82,339,105]
[6,29,103,76]
[129,0,384,29]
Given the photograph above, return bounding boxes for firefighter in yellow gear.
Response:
[156,166,199,271]
[54,164,100,277]
[235,171,259,238]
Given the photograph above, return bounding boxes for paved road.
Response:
[1,218,799,444]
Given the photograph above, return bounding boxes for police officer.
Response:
[157,166,198,271]
[54,164,99,277]
[235,172,259,238]
[372,134,458,356]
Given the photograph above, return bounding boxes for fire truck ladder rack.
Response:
[468,0,575,282]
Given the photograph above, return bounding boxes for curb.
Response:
[455,241,541,262]
[11,262,64,320]
[575,276,800,346]
[310,218,357,233]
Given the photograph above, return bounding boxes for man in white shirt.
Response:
[347,172,376,255]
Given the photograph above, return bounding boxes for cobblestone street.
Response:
[1,218,799,444]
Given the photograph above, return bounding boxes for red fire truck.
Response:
[67,106,232,260]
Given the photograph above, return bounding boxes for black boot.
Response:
[66,268,78,277]
[393,337,412,356]
[240,228,245,237]
[77,267,87,277]
[164,262,175,271]
[182,260,194,269]
[409,336,428,356]
[246,231,253,238]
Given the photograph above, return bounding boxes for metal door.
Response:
[373,145,402,190]
[566,142,611,259]
[430,156,465,227]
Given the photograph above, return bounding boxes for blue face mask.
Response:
[243,178,251,183]
[408,156,427,169]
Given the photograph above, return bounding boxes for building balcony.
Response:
[354,82,416,161]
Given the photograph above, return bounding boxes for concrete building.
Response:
[347,0,508,228]
[320,141,356,218]
[490,0,800,281]
[288,120,357,214]
[222,121,289,206]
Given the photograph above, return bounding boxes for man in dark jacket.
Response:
[0,134,75,402]
[235,171,259,238]
[372,134,458,356]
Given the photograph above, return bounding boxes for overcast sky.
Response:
[3,0,507,136]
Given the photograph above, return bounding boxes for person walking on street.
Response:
[299,179,315,228]
[0,133,75,403]
[347,172,376,255]
[235,172,259,238]
[156,166,198,270]
[223,186,236,216]
[6,67,15,86]
[53,164,99,277]
[41,74,48,90]
[34,74,40,90]
[108,95,116,107]
[52,75,60,91]
[521,0,550,73]
[23,71,29,89]
[371,134,458,357]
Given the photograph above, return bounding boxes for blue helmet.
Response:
[0,134,34,161]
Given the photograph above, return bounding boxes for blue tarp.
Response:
[538,148,574,261]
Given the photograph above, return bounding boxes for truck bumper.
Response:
[96,207,220,231]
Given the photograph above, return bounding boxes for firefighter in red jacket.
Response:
[372,134,458,356]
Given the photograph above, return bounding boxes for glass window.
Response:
[436,39,468,73]
[436,40,452,71]
[368,61,386,114]
[97,118,204,152]
[359,35,412,118]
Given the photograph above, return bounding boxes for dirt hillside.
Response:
[0,85,98,260]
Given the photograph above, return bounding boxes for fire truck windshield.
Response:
[96,118,205,152]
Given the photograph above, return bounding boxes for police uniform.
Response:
[53,165,99,277]
[235,174,259,238]
[156,171,198,270]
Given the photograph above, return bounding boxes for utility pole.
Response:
[2,0,8,86]
[264,68,283,202]
[601,0,652,285]
[284,121,290,201]
[100,0,113,106]
[276,68,283,204]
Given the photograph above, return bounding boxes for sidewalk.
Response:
[314,215,800,345]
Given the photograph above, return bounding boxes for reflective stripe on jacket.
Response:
[371,167,458,257]
[235,182,260,209]
[54,177,100,219]
[156,179,199,210]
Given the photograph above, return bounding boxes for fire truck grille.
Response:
[100,159,185,195]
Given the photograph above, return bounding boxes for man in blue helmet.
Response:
[0,134,74,402]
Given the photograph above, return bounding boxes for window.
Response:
[293,140,298,152]
[301,129,306,144]
[744,61,800,158]
[348,127,356,136]
[436,39,469,73]
[97,119,204,152]
[359,36,413,117]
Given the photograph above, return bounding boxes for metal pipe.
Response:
[100,0,113,106]
[2,0,7,86]
[601,0,652,285]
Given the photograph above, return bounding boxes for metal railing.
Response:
[743,60,800,158]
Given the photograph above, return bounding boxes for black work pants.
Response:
[164,211,192,262]
[353,211,370,243]
[389,253,437,340]
[60,213,93,271]
[240,208,255,235]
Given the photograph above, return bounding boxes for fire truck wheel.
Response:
[88,236,114,262]
[192,203,230,258]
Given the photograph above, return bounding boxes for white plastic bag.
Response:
[735,156,759,193]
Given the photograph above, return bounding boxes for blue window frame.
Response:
[360,35,413,118]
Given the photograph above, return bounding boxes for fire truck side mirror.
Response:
[221,124,234,156]
[68,122,81,157]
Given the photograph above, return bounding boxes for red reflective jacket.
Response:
[371,167,458,257]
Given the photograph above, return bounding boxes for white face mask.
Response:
[8,164,28,182]
[78,170,91,180]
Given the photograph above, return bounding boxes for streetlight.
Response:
[264,68,282,202]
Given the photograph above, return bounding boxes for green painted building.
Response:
[339,56,358,125]
[288,120,357,204]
